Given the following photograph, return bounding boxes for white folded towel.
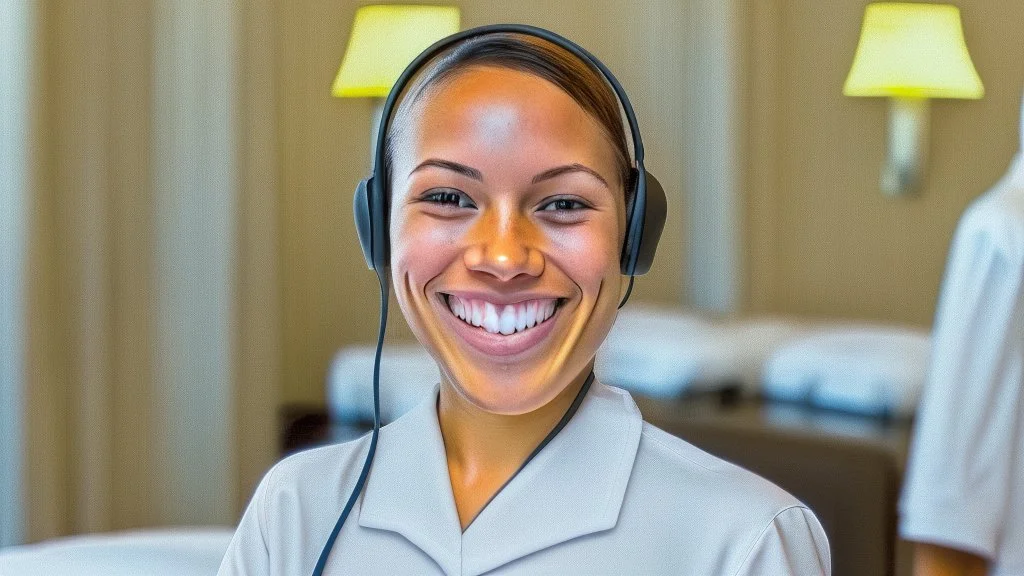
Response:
[596,306,806,398]
[762,326,930,418]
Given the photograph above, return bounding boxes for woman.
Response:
[219,27,830,575]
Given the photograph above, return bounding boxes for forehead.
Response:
[393,66,617,174]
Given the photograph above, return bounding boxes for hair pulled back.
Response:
[383,32,633,194]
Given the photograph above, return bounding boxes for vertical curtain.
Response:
[681,0,743,313]
[24,0,278,541]
[0,0,33,549]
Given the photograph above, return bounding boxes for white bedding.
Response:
[0,527,234,576]
[762,325,931,418]
[596,306,807,398]
[325,309,930,422]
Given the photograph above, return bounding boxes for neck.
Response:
[435,366,593,527]
[438,367,591,468]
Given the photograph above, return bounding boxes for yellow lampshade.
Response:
[844,3,983,99]
[332,5,460,98]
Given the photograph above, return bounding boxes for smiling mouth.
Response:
[442,294,563,336]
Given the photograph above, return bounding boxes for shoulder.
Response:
[957,184,1024,264]
[238,433,380,553]
[604,385,829,572]
[635,420,807,520]
[252,433,376,522]
[597,383,803,519]
[268,435,372,487]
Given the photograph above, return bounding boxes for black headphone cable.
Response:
[311,266,387,576]
[310,267,597,574]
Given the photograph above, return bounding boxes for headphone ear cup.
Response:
[369,175,390,270]
[353,178,375,270]
[632,171,667,275]
[619,169,667,276]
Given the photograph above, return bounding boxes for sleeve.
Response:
[733,506,831,576]
[217,466,276,576]
[899,208,1024,558]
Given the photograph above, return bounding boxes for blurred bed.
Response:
[326,305,930,425]
[0,527,234,576]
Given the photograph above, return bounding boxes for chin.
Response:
[442,362,570,416]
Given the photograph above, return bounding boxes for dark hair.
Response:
[383,33,633,194]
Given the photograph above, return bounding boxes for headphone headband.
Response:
[354,23,666,277]
[372,24,646,176]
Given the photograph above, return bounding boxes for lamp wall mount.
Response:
[882,96,929,197]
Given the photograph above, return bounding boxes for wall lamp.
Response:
[332,5,461,166]
[844,3,983,197]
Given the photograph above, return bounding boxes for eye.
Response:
[540,197,589,212]
[421,189,476,209]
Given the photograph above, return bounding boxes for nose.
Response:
[463,212,544,281]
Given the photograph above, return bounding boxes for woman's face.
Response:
[389,66,626,415]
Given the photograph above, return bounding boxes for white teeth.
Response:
[446,296,559,335]
[483,302,500,334]
[471,300,483,327]
[515,305,527,332]
[498,305,516,335]
[526,301,537,328]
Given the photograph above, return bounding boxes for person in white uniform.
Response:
[899,93,1024,576]
[219,26,830,576]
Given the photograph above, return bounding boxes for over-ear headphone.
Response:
[353,23,667,279]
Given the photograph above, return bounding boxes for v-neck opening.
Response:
[358,379,644,576]
[451,372,596,533]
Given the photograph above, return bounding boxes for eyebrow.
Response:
[410,159,482,181]
[531,163,608,188]
[410,159,609,188]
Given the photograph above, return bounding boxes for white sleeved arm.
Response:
[217,467,275,576]
[899,202,1024,558]
[733,506,831,576]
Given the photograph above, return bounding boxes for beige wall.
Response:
[13,0,1023,540]
[278,1,690,406]
[279,0,1024,409]
[743,0,1024,326]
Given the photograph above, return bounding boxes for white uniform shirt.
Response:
[900,97,1024,575]
[219,381,830,575]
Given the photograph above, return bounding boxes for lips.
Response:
[445,295,559,335]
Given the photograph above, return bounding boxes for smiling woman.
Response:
[218,26,831,576]
[391,64,625,416]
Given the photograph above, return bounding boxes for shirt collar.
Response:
[358,379,643,576]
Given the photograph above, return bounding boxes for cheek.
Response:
[390,211,460,287]
[546,220,622,286]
